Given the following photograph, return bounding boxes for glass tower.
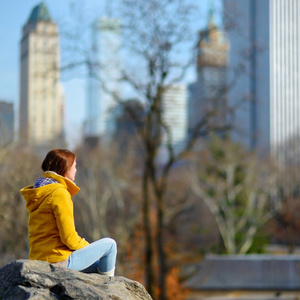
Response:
[85,17,122,138]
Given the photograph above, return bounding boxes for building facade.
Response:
[188,6,229,137]
[270,0,300,166]
[0,101,14,146]
[158,84,188,162]
[19,2,65,147]
[224,0,300,164]
[85,17,122,139]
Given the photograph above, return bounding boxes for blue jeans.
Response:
[67,238,117,273]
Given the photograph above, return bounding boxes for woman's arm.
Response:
[51,188,89,250]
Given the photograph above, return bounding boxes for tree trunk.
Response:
[156,191,167,300]
[142,161,155,297]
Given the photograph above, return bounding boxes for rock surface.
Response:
[0,259,152,300]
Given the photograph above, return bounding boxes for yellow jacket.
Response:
[20,171,89,263]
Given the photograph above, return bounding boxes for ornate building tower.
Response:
[189,6,229,135]
[19,2,64,147]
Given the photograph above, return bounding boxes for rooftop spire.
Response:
[28,2,51,23]
[208,0,216,27]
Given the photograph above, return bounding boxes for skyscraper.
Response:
[188,5,229,136]
[85,17,122,139]
[19,2,64,147]
[158,84,188,162]
[270,0,300,165]
[0,101,14,146]
[224,0,300,164]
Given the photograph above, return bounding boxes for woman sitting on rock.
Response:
[20,149,117,276]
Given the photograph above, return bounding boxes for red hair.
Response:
[41,149,76,177]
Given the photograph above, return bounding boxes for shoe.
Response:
[98,267,115,276]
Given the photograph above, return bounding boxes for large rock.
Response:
[0,259,152,300]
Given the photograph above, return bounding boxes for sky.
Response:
[0,0,222,149]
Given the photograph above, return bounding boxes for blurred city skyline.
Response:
[0,0,222,148]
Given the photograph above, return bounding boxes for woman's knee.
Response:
[101,237,117,251]
[109,238,117,252]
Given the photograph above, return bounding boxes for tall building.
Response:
[224,0,300,165]
[113,99,145,138]
[19,2,65,147]
[158,84,188,162]
[188,5,229,136]
[0,101,14,146]
[270,0,300,166]
[85,17,122,139]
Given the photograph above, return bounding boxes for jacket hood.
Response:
[44,171,80,196]
[20,171,80,213]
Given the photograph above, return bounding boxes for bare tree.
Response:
[270,134,300,253]
[0,146,40,265]
[74,140,142,275]
[57,1,234,298]
[188,136,278,254]
[116,1,234,298]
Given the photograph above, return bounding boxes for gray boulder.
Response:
[0,259,152,300]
